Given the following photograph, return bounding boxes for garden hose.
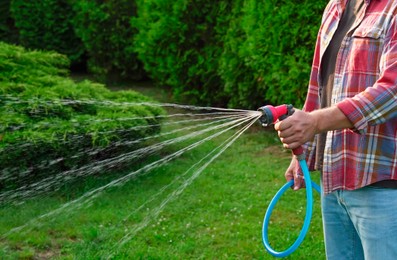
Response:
[257,104,321,257]
[262,158,321,257]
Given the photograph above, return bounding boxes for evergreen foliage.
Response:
[219,0,327,108]
[9,0,84,64]
[133,0,232,107]
[134,0,327,108]
[71,0,145,81]
[0,42,164,191]
[0,0,18,44]
[3,0,328,108]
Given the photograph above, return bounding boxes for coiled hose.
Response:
[262,158,321,257]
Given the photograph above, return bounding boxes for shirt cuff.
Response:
[336,99,367,134]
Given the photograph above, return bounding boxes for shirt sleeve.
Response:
[337,15,397,133]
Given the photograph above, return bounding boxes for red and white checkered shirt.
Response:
[303,0,397,194]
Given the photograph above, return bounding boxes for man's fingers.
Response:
[274,119,292,132]
[293,174,305,190]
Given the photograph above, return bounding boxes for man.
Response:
[274,0,397,259]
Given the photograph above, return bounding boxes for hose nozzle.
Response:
[257,104,294,127]
[257,104,304,156]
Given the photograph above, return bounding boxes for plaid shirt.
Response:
[303,0,397,194]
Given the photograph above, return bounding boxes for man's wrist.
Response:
[310,106,353,133]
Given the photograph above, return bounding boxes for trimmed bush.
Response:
[71,0,145,81]
[0,42,164,192]
[9,0,84,64]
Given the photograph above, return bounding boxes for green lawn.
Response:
[0,83,324,259]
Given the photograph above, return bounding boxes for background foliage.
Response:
[0,0,17,44]
[134,0,327,108]
[133,0,231,107]
[0,42,163,191]
[2,0,327,108]
[71,0,145,81]
[10,0,84,64]
[219,0,326,108]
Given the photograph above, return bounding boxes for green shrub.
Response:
[0,42,164,192]
[0,0,18,44]
[135,0,327,109]
[220,0,327,108]
[9,0,84,64]
[133,0,232,107]
[71,0,145,81]
[6,0,327,109]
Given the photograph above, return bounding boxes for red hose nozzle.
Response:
[257,104,304,156]
[257,104,294,126]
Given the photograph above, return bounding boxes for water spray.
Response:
[257,104,321,258]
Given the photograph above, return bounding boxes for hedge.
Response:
[134,0,327,109]
[0,0,18,44]
[10,0,85,64]
[133,0,232,107]
[71,0,145,81]
[3,0,328,108]
[0,42,164,193]
[219,0,327,108]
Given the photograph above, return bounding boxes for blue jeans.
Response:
[321,186,397,260]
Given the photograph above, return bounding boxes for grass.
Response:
[0,82,325,259]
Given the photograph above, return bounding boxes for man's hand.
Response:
[275,106,353,189]
[285,157,305,190]
[274,106,353,149]
[274,109,318,149]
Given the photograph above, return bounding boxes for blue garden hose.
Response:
[256,104,321,257]
[262,158,321,257]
